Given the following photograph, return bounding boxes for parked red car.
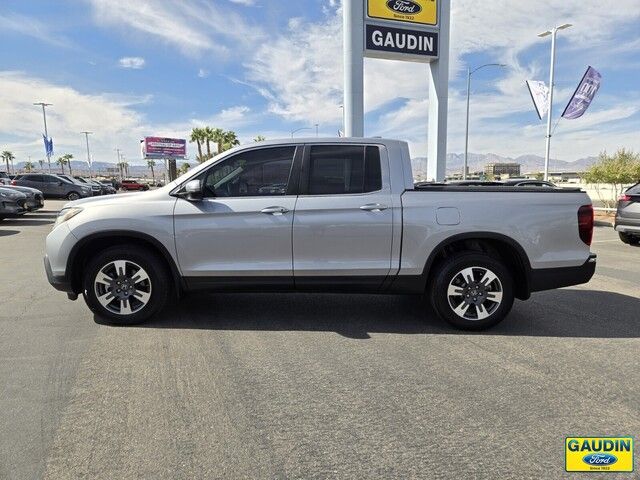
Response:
[120,179,149,191]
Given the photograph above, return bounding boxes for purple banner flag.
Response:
[562,66,601,120]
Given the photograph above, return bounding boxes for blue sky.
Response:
[1,0,639,166]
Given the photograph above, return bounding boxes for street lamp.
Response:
[81,131,93,178]
[538,23,572,180]
[291,127,313,138]
[463,63,506,180]
[33,102,53,173]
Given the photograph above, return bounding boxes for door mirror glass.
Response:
[184,179,203,201]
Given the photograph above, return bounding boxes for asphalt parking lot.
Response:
[1,200,638,480]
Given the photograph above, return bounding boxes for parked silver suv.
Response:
[44,138,595,330]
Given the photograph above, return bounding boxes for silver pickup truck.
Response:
[44,138,596,329]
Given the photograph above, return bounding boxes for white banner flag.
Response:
[526,80,549,120]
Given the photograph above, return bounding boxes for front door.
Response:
[293,144,394,289]
[174,145,301,288]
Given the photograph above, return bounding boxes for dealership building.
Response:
[484,162,521,177]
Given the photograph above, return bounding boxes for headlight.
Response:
[54,207,83,228]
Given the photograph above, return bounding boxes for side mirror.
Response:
[183,179,203,201]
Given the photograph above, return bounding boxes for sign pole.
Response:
[427,1,449,182]
[543,28,557,181]
[343,0,364,137]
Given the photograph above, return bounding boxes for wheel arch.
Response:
[390,232,532,300]
[66,230,183,296]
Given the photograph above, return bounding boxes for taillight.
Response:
[10,180,17,185]
[618,194,631,202]
[578,205,594,246]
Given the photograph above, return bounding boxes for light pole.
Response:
[115,148,122,180]
[463,63,505,180]
[82,131,93,178]
[33,102,53,173]
[538,23,572,180]
[291,127,313,138]
[315,123,319,137]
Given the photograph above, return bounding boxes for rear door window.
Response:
[307,145,382,195]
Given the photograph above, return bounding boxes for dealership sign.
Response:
[143,137,186,159]
[364,0,439,62]
[366,24,437,58]
[368,0,438,26]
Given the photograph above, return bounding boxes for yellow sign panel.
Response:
[565,437,634,472]
[368,0,438,26]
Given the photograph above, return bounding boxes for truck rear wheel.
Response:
[429,252,514,330]
[82,246,169,325]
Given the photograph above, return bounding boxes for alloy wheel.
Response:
[93,260,152,315]
[447,266,503,321]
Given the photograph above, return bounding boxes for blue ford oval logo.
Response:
[386,0,422,15]
[582,453,617,466]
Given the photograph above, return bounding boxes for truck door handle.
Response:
[360,203,388,212]
[261,206,289,215]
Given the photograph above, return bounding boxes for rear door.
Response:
[43,175,66,197]
[292,144,393,289]
[20,174,45,192]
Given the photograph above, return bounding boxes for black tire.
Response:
[82,245,170,325]
[619,232,639,245]
[429,252,515,330]
[67,191,80,201]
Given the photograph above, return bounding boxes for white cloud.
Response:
[228,0,255,5]
[118,57,146,69]
[0,13,71,48]
[0,71,254,164]
[86,0,264,59]
[244,0,640,160]
[197,68,210,78]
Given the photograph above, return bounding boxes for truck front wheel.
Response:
[82,246,169,325]
[429,253,514,330]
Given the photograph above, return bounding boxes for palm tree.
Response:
[24,161,35,172]
[189,127,204,162]
[212,128,225,155]
[222,130,240,152]
[203,126,215,161]
[147,159,156,184]
[56,155,68,174]
[63,154,74,176]
[179,162,191,175]
[2,151,14,174]
[254,135,266,142]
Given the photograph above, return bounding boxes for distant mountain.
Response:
[412,153,598,176]
[10,153,598,179]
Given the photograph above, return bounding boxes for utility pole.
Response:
[82,131,93,178]
[115,148,122,180]
[464,63,506,179]
[315,123,319,137]
[33,102,53,173]
[538,23,572,180]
